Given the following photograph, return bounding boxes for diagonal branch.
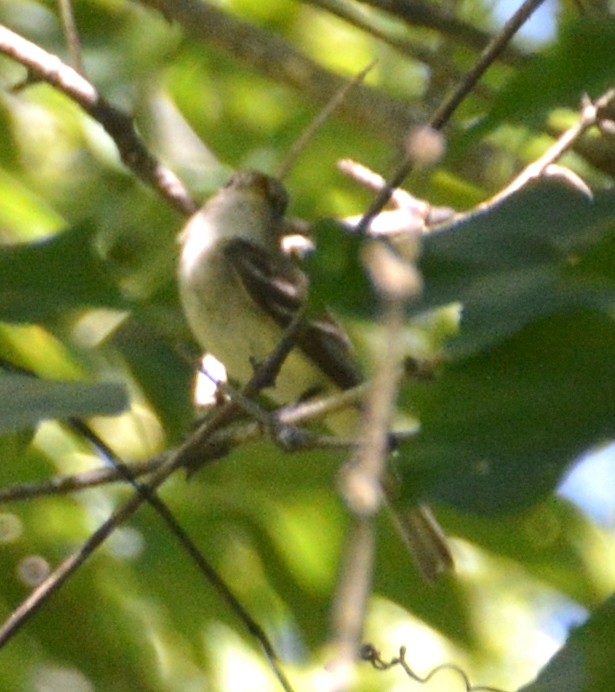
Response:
[299,0,471,74]
[0,356,295,691]
[353,0,548,237]
[0,24,197,217]
[354,0,526,66]
[474,88,615,213]
[0,407,296,692]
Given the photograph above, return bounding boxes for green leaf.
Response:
[519,595,615,692]
[445,498,606,608]
[0,223,127,323]
[398,311,615,513]
[110,317,194,441]
[306,218,376,317]
[0,374,128,433]
[417,179,615,357]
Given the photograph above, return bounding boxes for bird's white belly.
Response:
[179,244,330,406]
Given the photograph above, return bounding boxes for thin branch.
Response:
[277,61,376,181]
[327,520,376,689]
[0,24,197,217]
[300,0,485,85]
[552,119,615,181]
[58,0,85,75]
[339,157,455,234]
[76,426,295,692]
[182,307,317,473]
[354,0,526,66]
[0,458,163,503]
[476,88,615,211]
[429,0,548,131]
[178,342,368,474]
[0,357,295,691]
[0,407,296,692]
[0,380,369,505]
[354,0,548,236]
[0,453,172,648]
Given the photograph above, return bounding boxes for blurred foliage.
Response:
[1,1,615,691]
[520,594,615,692]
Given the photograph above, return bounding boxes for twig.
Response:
[58,0,85,75]
[277,61,375,181]
[180,310,309,474]
[0,458,163,503]
[339,158,455,234]
[179,310,368,474]
[300,0,481,85]
[430,0,547,131]
[476,88,615,211]
[354,0,526,66]
[0,24,197,217]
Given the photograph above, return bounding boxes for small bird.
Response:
[178,170,453,583]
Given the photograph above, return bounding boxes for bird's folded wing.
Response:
[224,238,362,390]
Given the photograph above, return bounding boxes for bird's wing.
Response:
[224,238,362,391]
[223,238,306,324]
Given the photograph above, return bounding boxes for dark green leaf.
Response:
[0,373,128,433]
[398,311,615,513]
[520,595,615,692]
[0,223,127,323]
[306,218,376,317]
[417,179,615,357]
[110,317,194,441]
